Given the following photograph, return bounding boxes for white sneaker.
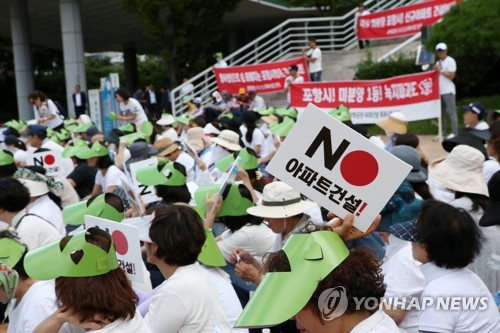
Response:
[446,133,455,139]
[432,135,442,142]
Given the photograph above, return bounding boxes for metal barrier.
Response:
[170,0,418,116]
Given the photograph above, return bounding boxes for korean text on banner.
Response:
[290,71,440,124]
[214,57,309,94]
[266,103,412,232]
[84,215,144,284]
[28,150,63,176]
[357,0,458,40]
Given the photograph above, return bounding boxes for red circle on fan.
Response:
[340,150,379,186]
[44,155,55,165]
[112,230,128,255]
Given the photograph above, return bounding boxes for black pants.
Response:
[358,39,370,49]
[75,106,86,118]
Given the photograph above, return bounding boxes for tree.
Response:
[282,0,356,17]
[426,0,500,97]
[124,0,242,86]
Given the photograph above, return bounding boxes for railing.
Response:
[170,0,419,116]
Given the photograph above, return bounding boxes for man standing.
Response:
[72,85,87,118]
[355,4,371,49]
[434,42,458,140]
[302,37,322,81]
[145,83,160,121]
[284,64,304,107]
[213,52,228,68]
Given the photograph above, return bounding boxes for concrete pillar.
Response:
[123,43,138,95]
[9,0,34,121]
[59,0,87,118]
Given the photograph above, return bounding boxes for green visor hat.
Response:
[74,141,109,159]
[50,135,61,145]
[136,162,186,187]
[24,227,119,280]
[257,107,275,116]
[62,139,88,158]
[57,129,71,141]
[63,193,124,226]
[73,122,94,133]
[141,121,154,138]
[215,148,259,172]
[329,104,351,122]
[64,118,77,126]
[275,107,297,118]
[0,150,14,166]
[235,231,350,328]
[119,123,135,133]
[270,117,295,137]
[175,113,195,125]
[119,132,146,146]
[195,184,254,218]
[46,128,54,137]
[0,238,26,268]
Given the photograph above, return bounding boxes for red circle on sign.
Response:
[112,230,128,255]
[340,150,379,186]
[44,155,55,165]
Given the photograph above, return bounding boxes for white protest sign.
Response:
[28,150,63,176]
[129,157,160,205]
[266,103,412,232]
[84,215,144,284]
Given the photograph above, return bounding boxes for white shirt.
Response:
[13,149,28,164]
[27,194,66,235]
[351,310,400,333]
[437,56,457,95]
[95,165,127,193]
[60,309,151,333]
[249,95,266,111]
[419,262,500,333]
[41,139,75,177]
[354,9,371,32]
[145,262,232,333]
[382,235,425,333]
[219,224,276,263]
[159,127,179,142]
[202,266,248,333]
[148,90,157,104]
[306,47,322,73]
[180,82,195,97]
[8,280,58,333]
[239,126,265,155]
[13,210,62,249]
[55,176,81,207]
[119,98,148,125]
[75,93,82,106]
[214,60,228,68]
[284,75,304,103]
[258,123,276,159]
[175,151,195,182]
[33,99,64,129]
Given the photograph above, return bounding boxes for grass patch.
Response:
[365,94,500,136]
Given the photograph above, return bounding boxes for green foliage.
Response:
[124,0,242,85]
[354,51,419,80]
[426,0,500,98]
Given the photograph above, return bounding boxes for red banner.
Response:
[290,71,440,124]
[357,0,458,40]
[214,57,309,94]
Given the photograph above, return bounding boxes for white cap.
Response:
[435,42,447,51]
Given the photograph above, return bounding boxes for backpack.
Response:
[53,100,67,119]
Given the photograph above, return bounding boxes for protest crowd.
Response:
[0,3,500,332]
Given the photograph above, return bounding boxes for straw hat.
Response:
[247,181,317,218]
[187,127,213,152]
[211,130,242,151]
[428,145,488,196]
[154,137,179,157]
[376,112,408,134]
